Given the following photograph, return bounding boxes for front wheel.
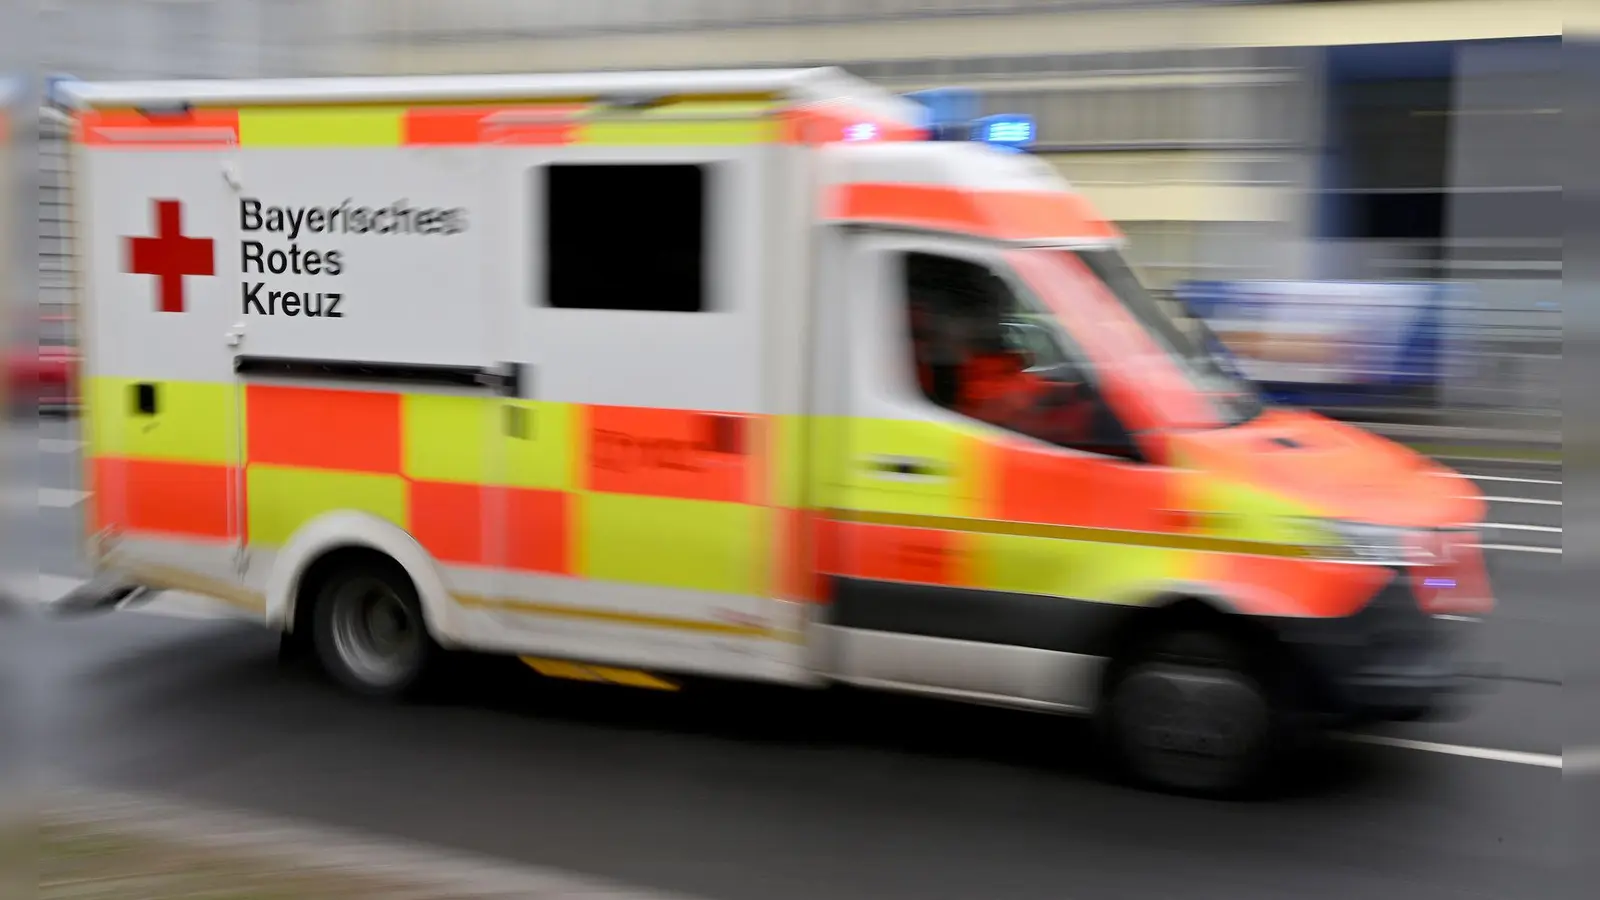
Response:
[310,560,437,700]
[1098,630,1293,798]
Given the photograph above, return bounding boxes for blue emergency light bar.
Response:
[971,114,1036,151]
[900,89,1036,151]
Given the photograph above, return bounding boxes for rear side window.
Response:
[542,163,708,313]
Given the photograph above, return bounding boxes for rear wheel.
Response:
[310,559,436,700]
[1099,629,1294,798]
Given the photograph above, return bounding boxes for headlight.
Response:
[1301,519,1433,566]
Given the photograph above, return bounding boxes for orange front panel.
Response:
[408,479,489,566]
[246,385,401,474]
[504,487,571,575]
[403,106,582,145]
[93,457,232,540]
[1196,552,1390,619]
[989,438,1177,532]
[825,521,971,588]
[584,405,754,503]
[1413,536,1495,617]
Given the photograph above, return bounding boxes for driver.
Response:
[953,303,1050,431]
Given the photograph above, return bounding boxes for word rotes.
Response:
[240,198,468,238]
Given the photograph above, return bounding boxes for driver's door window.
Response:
[903,251,1134,459]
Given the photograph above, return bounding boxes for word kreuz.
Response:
[242,282,342,318]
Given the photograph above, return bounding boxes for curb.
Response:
[41,781,705,900]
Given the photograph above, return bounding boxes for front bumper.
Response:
[1275,573,1488,723]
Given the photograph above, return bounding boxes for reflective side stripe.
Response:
[92,458,234,540]
[238,106,404,147]
[987,439,1173,531]
[578,493,763,596]
[77,109,239,148]
[827,508,1321,559]
[85,377,236,465]
[246,385,401,475]
[246,465,407,547]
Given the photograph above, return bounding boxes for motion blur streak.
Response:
[4,1,1584,899]
[1565,12,1600,900]
[1,1,40,898]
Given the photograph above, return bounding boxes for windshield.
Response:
[1005,247,1264,429]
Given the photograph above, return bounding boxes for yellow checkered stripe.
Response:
[82,372,1338,612]
[84,379,792,598]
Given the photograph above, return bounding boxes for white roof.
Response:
[58,67,926,125]
[823,141,1079,194]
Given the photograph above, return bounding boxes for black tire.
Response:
[1098,628,1295,799]
[309,558,437,700]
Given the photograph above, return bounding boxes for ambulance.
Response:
[56,68,1492,796]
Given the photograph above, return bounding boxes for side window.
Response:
[902,251,1138,459]
[542,163,708,312]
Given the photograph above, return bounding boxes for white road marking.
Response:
[38,488,89,508]
[1341,734,1562,768]
[1435,472,1562,486]
[1480,495,1561,506]
[39,438,83,453]
[1482,522,1561,534]
[1475,543,1561,555]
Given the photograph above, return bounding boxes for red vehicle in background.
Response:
[6,315,78,417]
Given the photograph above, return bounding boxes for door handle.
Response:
[864,455,948,480]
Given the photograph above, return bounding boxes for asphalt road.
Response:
[2,417,1571,900]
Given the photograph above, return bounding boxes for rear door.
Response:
[79,118,244,582]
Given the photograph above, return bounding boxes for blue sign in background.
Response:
[1175,280,1465,408]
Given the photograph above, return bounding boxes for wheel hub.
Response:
[329,578,422,688]
[1116,664,1270,790]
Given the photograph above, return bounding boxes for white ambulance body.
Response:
[59,67,1484,797]
[66,68,1080,688]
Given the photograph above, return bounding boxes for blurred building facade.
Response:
[344,0,1573,416]
[36,0,1562,413]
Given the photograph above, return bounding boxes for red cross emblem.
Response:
[124,199,215,313]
